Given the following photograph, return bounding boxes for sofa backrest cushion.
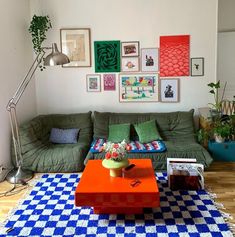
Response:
[93,110,195,142]
[27,112,92,142]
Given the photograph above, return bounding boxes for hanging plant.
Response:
[28,15,52,70]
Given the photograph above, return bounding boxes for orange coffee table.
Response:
[75,159,159,214]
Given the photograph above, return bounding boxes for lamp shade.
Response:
[44,43,70,66]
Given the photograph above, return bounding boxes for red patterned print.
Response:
[160,35,190,77]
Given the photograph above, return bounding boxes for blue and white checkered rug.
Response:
[0,173,233,237]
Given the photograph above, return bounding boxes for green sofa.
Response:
[84,110,213,170]
[14,112,93,172]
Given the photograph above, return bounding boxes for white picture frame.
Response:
[86,74,101,92]
[121,57,140,72]
[141,48,159,72]
[160,78,180,103]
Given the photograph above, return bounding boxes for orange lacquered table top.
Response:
[75,159,159,211]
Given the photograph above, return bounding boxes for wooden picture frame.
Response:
[60,28,91,67]
[86,74,101,92]
[191,57,204,76]
[160,78,180,103]
[119,73,159,102]
[121,57,140,72]
[121,41,139,57]
[141,48,159,72]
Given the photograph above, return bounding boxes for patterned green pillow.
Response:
[134,120,162,143]
[108,123,130,143]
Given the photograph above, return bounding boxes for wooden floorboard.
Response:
[0,162,235,225]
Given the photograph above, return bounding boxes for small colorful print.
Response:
[86,74,101,92]
[103,74,116,91]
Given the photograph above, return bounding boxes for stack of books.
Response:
[167,158,204,191]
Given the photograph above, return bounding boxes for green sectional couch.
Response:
[84,110,213,170]
[14,112,93,172]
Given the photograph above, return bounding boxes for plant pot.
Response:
[214,134,225,143]
[102,158,129,177]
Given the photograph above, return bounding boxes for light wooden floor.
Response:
[0,162,235,225]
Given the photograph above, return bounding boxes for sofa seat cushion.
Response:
[89,138,166,153]
[85,140,213,171]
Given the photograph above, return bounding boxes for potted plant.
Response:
[28,15,52,70]
[213,121,231,143]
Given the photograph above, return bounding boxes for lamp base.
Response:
[6,166,33,184]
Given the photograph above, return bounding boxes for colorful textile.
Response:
[89,138,166,153]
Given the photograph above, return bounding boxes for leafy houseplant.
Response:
[28,15,52,70]
[213,122,231,143]
[207,81,227,121]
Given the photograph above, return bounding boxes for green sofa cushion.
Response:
[134,120,162,143]
[108,123,130,142]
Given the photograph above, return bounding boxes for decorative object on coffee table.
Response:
[101,140,129,177]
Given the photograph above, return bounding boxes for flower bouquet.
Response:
[102,140,130,162]
[101,140,130,177]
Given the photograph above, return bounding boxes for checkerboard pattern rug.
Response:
[0,173,233,237]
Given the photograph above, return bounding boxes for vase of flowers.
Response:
[101,140,130,177]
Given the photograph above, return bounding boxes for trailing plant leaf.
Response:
[28,15,52,70]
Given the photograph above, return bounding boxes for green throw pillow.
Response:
[134,120,162,143]
[108,123,130,143]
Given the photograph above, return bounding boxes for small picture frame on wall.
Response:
[103,74,116,91]
[141,48,159,72]
[191,57,204,76]
[121,57,140,72]
[86,74,101,92]
[160,78,180,103]
[121,41,139,57]
[60,28,91,67]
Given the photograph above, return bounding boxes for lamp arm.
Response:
[6,50,46,168]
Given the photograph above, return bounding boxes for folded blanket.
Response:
[89,138,166,153]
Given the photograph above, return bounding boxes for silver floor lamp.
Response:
[6,43,70,184]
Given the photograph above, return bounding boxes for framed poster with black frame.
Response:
[191,57,204,76]
[160,78,180,103]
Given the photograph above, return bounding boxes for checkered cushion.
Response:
[0,173,232,237]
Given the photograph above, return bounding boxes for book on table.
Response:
[167,158,204,191]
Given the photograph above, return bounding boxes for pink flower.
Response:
[113,144,119,149]
[105,152,111,159]
[112,152,119,158]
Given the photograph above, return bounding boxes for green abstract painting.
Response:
[94,41,121,72]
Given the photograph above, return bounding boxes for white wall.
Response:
[30,0,218,114]
[0,0,37,168]
[218,0,235,32]
[217,32,235,100]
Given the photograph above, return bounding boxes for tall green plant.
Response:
[207,81,221,112]
[28,15,52,70]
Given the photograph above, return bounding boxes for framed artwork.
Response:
[141,48,159,72]
[119,73,159,102]
[86,74,101,92]
[160,78,180,103]
[191,57,204,76]
[121,41,139,57]
[94,41,121,72]
[160,35,190,77]
[121,57,140,72]
[103,74,116,91]
[60,28,91,67]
